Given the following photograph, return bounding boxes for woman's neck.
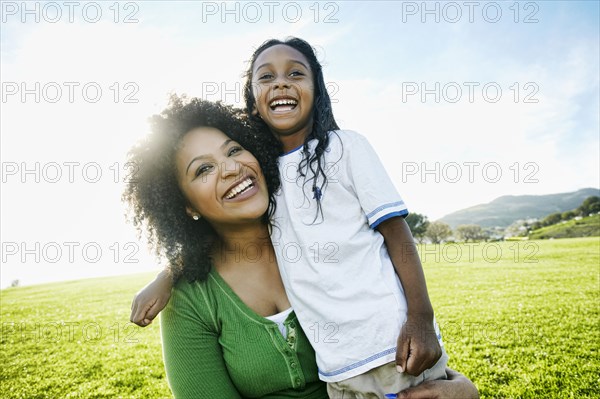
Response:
[212,222,273,268]
[212,221,290,317]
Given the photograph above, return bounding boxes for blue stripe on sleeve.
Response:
[370,210,409,229]
[366,201,405,219]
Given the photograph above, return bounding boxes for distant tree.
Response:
[455,224,488,242]
[405,213,430,243]
[504,219,530,237]
[542,212,562,226]
[577,196,600,216]
[425,221,452,244]
[10,279,20,288]
[530,221,542,231]
[561,210,577,221]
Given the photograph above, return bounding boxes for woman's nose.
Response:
[219,158,240,179]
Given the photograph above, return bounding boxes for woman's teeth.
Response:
[225,178,254,199]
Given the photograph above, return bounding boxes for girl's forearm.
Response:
[377,217,434,321]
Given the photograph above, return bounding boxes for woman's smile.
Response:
[223,176,259,201]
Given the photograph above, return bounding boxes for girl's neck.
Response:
[275,125,312,153]
[279,134,305,153]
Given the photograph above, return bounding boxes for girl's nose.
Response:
[272,76,290,89]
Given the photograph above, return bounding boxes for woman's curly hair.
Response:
[123,95,282,282]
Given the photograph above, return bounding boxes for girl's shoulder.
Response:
[329,129,369,143]
[329,128,362,138]
[326,129,371,152]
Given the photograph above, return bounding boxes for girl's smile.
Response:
[269,96,298,113]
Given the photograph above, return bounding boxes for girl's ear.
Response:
[251,105,260,117]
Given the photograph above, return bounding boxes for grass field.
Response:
[1,237,599,398]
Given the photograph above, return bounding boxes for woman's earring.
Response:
[192,215,200,221]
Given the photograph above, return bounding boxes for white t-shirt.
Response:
[271,130,409,382]
[264,307,293,338]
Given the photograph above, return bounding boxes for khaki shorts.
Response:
[326,348,449,399]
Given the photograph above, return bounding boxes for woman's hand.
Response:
[130,269,173,327]
[395,368,479,399]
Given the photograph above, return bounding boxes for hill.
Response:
[529,214,600,239]
[438,188,599,229]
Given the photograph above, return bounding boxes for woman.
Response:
[126,96,478,398]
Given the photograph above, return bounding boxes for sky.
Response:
[1,0,599,288]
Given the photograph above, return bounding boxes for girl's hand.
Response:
[130,270,173,327]
[395,368,480,399]
[395,315,442,376]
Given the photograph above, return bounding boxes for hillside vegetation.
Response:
[439,188,599,229]
[529,214,600,240]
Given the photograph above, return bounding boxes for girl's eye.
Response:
[257,72,274,80]
[228,146,243,156]
[195,164,213,177]
[289,70,304,77]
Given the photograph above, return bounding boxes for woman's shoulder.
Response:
[164,272,221,329]
[171,271,224,306]
[171,270,211,293]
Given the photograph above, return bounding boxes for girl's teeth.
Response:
[270,99,297,109]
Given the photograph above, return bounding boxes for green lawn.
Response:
[1,274,170,398]
[2,237,599,398]
[422,237,600,399]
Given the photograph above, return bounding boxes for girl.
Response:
[132,38,452,397]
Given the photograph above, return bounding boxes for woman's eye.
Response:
[195,164,213,177]
[228,146,243,156]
